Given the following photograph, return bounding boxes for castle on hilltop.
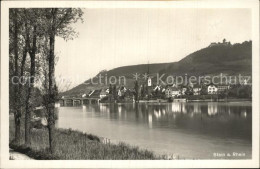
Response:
[209,38,231,47]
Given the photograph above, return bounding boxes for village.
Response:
[60,74,251,106]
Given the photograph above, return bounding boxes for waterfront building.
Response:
[153,85,161,91]
[165,86,181,98]
[181,87,187,95]
[193,84,202,95]
[207,84,218,94]
[118,89,122,97]
[172,87,181,97]
[165,87,171,98]
[89,89,103,98]
[100,89,107,98]
[217,84,230,93]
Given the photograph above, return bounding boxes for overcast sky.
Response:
[55,8,251,89]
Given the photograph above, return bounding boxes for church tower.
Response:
[146,61,152,100]
[148,77,152,87]
[147,61,152,86]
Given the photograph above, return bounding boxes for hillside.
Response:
[160,41,252,76]
[62,41,252,96]
[61,62,172,96]
[98,62,173,78]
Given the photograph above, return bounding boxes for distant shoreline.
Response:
[187,99,252,102]
[99,98,252,104]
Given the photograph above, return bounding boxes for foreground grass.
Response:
[9,116,157,160]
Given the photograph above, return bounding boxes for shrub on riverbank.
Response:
[9,117,156,160]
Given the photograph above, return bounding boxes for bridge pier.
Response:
[72,99,82,106]
[59,100,64,107]
[63,99,73,106]
[83,99,89,105]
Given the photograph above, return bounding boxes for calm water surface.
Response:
[56,102,252,159]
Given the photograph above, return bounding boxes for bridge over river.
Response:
[59,97,100,106]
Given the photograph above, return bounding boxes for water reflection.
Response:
[92,102,251,118]
[148,113,153,129]
[208,102,218,116]
[75,102,252,141]
[56,101,252,159]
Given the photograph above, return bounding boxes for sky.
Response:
[55,8,251,90]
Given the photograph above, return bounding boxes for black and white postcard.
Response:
[1,0,259,168]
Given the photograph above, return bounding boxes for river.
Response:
[55,101,252,159]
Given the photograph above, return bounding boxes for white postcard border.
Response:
[1,0,259,168]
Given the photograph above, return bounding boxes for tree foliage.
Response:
[9,8,83,151]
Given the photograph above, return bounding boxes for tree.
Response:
[24,9,39,145]
[227,85,252,98]
[10,9,48,146]
[113,85,117,101]
[140,84,145,99]
[134,81,139,102]
[200,85,208,95]
[108,84,113,102]
[9,9,30,143]
[9,8,83,151]
[42,8,83,153]
[9,9,21,143]
[109,84,112,94]
[185,86,193,95]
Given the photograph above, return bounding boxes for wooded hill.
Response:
[63,41,252,96]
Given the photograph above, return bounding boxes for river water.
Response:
[55,102,252,159]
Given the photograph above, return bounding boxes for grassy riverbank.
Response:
[9,116,157,160]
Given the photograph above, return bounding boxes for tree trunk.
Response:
[12,10,21,143]
[25,25,37,145]
[48,32,55,153]
[19,18,30,84]
[48,109,55,153]
[48,8,57,153]
[15,27,28,144]
[14,113,21,143]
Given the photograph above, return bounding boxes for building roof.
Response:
[89,89,102,98]
[100,89,107,95]
[207,83,217,87]
[153,85,161,91]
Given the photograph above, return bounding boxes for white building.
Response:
[165,86,181,98]
[181,87,187,95]
[207,84,218,94]
[153,85,161,91]
[217,85,230,93]
[118,90,122,97]
[100,89,107,98]
[193,84,202,95]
